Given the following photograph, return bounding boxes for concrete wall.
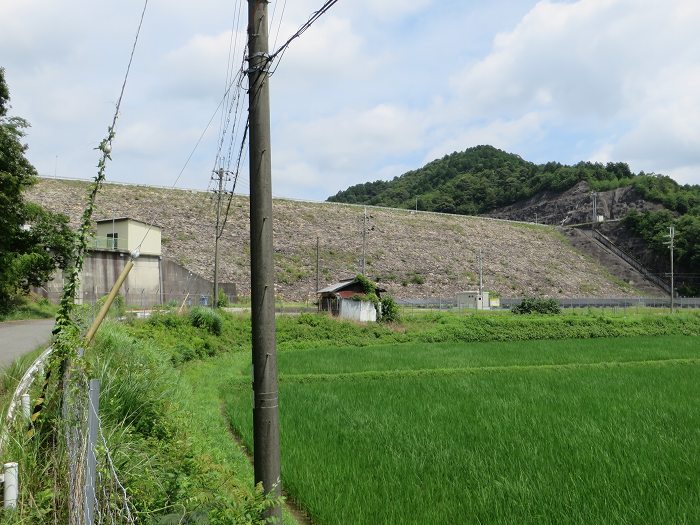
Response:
[36,252,236,308]
[339,298,376,322]
[79,251,161,307]
[160,258,236,307]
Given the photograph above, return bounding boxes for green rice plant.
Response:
[226,337,700,525]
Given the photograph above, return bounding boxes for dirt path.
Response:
[0,318,55,369]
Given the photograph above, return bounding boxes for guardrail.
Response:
[0,346,54,457]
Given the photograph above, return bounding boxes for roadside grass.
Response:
[85,323,281,524]
[0,321,280,524]
[0,296,57,322]
[226,337,700,525]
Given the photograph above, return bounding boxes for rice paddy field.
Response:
[225,335,700,524]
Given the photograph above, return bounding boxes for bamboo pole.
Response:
[84,259,134,345]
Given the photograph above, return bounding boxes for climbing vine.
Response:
[52,133,115,363]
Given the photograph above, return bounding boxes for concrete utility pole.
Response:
[478,248,484,297]
[362,207,367,275]
[316,236,320,298]
[247,0,282,520]
[667,225,675,313]
[591,191,598,226]
[213,168,225,308]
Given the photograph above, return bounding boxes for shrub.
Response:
[511,297,561,315]
[189,307,223,335]
[380,296,400,323]
[217,290,230,308]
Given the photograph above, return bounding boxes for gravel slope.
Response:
[28,178,645,301]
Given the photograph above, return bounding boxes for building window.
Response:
[107,232,118,249]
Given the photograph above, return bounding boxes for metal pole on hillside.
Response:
[316,236,320,310]
[362,207,367,275]
[667,225,675,313]
[213,168,224,308]
[478,248,484,297]
[247,0,282,520]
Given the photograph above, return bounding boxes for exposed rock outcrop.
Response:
[487,181,665,225]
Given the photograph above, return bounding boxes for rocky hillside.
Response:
[27,178,653,301]
[486,180,665,225]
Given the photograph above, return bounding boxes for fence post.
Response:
[84,379,100,525]
[3,462,18,509]
[21,393,31,421]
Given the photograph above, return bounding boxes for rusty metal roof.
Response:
[317,278,356,294]
[317,277,386,294]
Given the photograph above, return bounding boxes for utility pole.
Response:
[478,248,484,297]
[316,236,320,305]
[591,191,598,226]
[667,225,675,313]
[213,168,225,308]
[247,0,281,521]
[361,207,367,275]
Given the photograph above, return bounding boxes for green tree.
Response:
[0,68,75,313]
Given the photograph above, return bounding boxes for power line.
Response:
[272,0,288,51]
[269,0,339,65]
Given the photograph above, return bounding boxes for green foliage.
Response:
[353,274,382,317]
[327,145,647,216]
[623,208,700,294]
[0,68,76,313]
[84,324,282,523]
[189,307,223,335]
[0,295,57,321]
[217,289,230,308]
[631,174,700,215]
[402,272,425,286]
[380,296,400,323]
[511,296,561,315]
[327,146,700,288]
[355,273,377,295]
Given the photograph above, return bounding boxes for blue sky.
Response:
[2,0,699,201]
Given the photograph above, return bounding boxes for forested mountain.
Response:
[328,145,700,294]
[328,145,646,215]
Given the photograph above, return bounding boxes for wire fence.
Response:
[397,296,700,312]
[64,365,136,524]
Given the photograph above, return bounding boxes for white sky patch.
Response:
[2,0,699,202]
[424,113,547,163]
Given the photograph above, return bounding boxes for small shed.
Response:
[318,277,385,322]
[456,290,490,310]
[94,217,161,256]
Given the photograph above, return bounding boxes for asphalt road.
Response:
[0,318,55,369]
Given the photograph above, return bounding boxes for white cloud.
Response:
[424,113,547,163]
[4,0,700,202]
[441,0,700,183]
